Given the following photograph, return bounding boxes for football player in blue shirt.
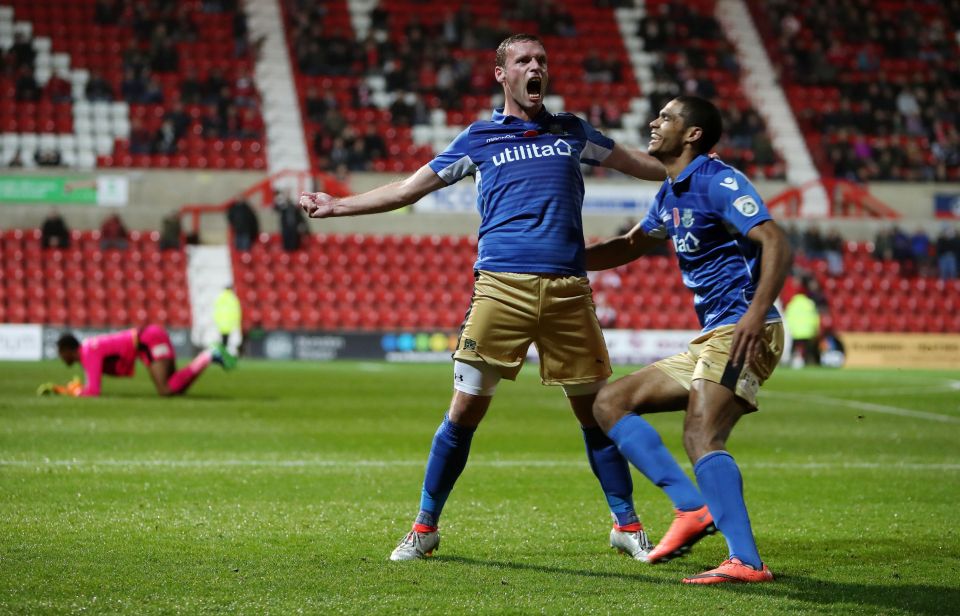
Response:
[300,34,666,561]
[586,96,792,584]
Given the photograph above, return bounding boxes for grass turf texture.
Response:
[1,360,958,615]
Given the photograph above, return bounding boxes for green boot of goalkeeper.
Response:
[210,343,238,370]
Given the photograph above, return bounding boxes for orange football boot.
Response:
[682,557,774,584]
[643,505,716,564]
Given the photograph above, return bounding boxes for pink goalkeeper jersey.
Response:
[78,329,138,396]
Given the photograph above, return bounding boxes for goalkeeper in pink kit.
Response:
[42,325,236,397]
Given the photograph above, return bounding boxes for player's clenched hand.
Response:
[299,191,335,218]
[730,309,765,369]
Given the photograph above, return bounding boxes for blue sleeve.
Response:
[575,117,614,166]
[639,193,668,239]
[427,127,476,185]
[707,170,771,236]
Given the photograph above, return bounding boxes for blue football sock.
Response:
[416,415,476,527]
[608,415,704,512]
[582,426,637,527]
[694,450,762,569]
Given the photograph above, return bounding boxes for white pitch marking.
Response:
[1,459,957,471]
[765,391,960,424]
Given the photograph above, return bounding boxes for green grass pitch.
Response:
[1,360,958,614]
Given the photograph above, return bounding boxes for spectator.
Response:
[120,67,146,103]
[159,212,182,251]
[9,32,36,70]
[141,74,165,104]
[801,225,825,259]
[152,119,178,155]
[129,118,153,155]
[149,38,180,73]
[818,324,846,368]
[232,10,249,56]
[203,69,228,105]
[890,225,914,273]
[179,67,204,105]
[273,191,308,252]
[45,71,73,103]
[226,198,258,251]
[583,51,611,83]
[873,225,894,261]
[94,0,123,25]
[910,227,932,276]
[41,211,70,249]
[14,66,41,102]
[388,91,416,127]
[593,292,617,328]
[213,286,243,352]
[823,229,845,276]
[99,213,129,250]
[784,285,820,368]
[936,226,959,280]
[346,139,370,172]
[803,275,829,312]
[304,86,334,123]
[361,125,386,162]
[85,71,115,101]
[34,149,62,167]
[162,102,191,140]
[234,68,257,107]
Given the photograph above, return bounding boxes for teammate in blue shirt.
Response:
[586,96,792,584]
[300,34,666,562]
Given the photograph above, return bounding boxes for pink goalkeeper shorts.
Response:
[137,324,174,365]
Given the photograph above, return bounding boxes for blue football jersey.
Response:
[640,155,781,331]
[428,107,614,276]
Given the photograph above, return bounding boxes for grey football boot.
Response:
[389,529,440,561]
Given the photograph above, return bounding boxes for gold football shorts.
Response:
[654,322,784,410]
[453,270,612,386]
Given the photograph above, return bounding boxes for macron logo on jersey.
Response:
[719,176,739,191]
[492,138,572,167]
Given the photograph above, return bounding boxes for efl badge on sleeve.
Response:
[733,195,759,217]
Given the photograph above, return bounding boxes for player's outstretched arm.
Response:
[300,165,446,218]
[600,144,667,182]
[730,220,793,367]
[585,222,664,270]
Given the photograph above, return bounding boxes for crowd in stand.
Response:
[783,222,960,280]
[1,0,261,166]
[286,0,665,174]
[760,0,960,181]
[639,3,783,178]
[37,209,184,252]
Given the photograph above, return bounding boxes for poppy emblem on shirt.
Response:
[672,207,680,227]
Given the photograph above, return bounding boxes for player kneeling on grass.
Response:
[586,96,792,584]
[39,324,236,397]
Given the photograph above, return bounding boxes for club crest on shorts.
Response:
[462,338,477,351]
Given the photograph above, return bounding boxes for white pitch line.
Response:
[765,391,960,424]
[0,459,957,471]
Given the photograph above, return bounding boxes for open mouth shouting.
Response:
[525,76,543,103]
